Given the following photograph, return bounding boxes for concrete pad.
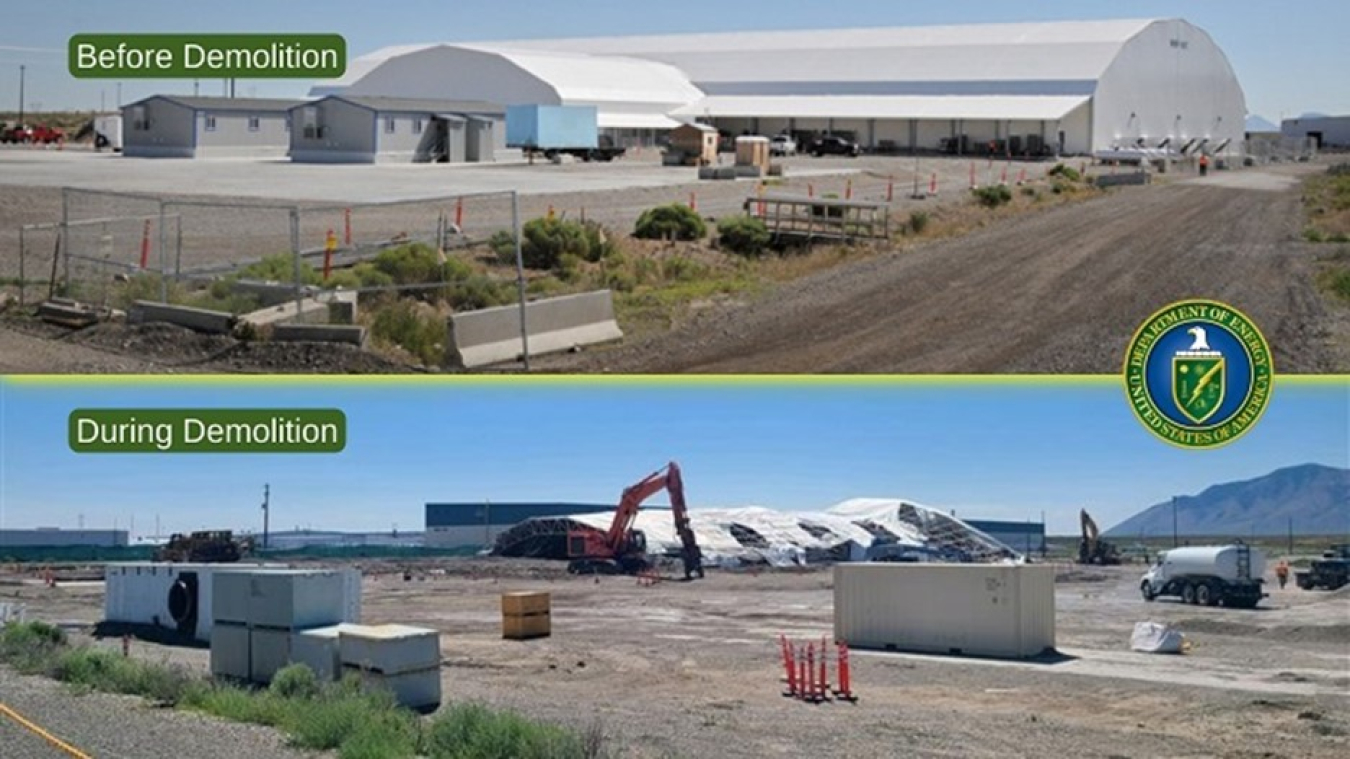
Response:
[447,290,623,368]
[129,301,234,334]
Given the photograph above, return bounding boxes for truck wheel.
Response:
[1195,583,1214,606]
[1140,582,1155,601]
[1181,582,1196,605]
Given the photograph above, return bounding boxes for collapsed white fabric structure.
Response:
[492,499,1021,567]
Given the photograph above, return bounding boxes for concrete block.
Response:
[338,624,440,676]
[249,626,293,684]
[244,570,347,630]
[1092,172,1151,188]
[210,621,250,680]
[447,290,623,368]
[38,300,100,328]
[130,301,234,334]
[211,571,252,625]
[348,665,441,711]
[271,324,367,347]
[231,280,320,307]
[291,623,366,682]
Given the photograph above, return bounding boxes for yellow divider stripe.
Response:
[0,701,93,759]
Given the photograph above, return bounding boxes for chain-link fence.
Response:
[20,188,527,313]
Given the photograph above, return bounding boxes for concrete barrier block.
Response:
[448,290,623,368]
[272,324,367,347]
[239,291,357,328]
[231,279,321,307]
[1092,172,1151,188]
[130,301,234,334]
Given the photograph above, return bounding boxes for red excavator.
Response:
[566,461,706,580]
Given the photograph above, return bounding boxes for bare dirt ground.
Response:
[554,163,1350,373]
[4,560,1347,758]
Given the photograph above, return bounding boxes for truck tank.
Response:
[1161,545,1266,581]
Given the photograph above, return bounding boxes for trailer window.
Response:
[204,115,217,132]
[384,117,396,134]
[247,116,260,132]
[413,118,423,135]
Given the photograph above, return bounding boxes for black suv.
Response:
[807,135,861,157]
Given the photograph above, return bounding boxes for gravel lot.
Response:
[4,560,1347,758]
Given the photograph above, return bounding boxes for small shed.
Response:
[668,123,719,165]
[735,135,771,176]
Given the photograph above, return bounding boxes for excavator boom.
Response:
[568,462,705,580]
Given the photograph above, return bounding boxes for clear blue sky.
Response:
[0,1,1345,120]
[0,379,1345,537]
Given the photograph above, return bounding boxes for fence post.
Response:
[290,207,302,318]
[17,226,24,306]
[174,213,183,280]
[61,188,70,297]
[511,191,531,372]
[158,202,168,302]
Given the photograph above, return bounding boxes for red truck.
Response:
[0,124,65,144]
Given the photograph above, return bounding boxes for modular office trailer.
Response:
[833,563,1055,659]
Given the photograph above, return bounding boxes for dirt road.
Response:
[564,165,1347,373]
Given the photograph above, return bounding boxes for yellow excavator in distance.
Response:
[1078,510,1122,565]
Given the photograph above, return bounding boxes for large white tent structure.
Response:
[314,18,1246,156]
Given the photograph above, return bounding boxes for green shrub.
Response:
[581,222,620,262]
[973,185,1013,208]
[447,276,515,311]
[488,230,518,265]
[661,256,709,282]
[0,620,66,672]
[425,702,588,759]
[717,216,771,257]
[270,663,321,700]
[1329,269,1350,301]
[557,252,586,283]
[1304,227,1327,243]
[1051,179,1077,195]
[604,269,637,292]
[1048,163,1082,182]
[373,243,446,286]
[526,276,565,297]
[371,300,447,366]
[633,204,706,241]
[633,257,659,285]
[238,254,322,286]
[908,211,931,235]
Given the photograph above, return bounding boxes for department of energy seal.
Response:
[1124,299,1274,449]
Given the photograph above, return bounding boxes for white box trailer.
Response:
[93,114,122,151]
[104,563,284,643]
[104,563,355,644]
[833,563,1055,659]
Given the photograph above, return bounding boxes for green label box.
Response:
[69,34,346,78]
[69,409,347,453]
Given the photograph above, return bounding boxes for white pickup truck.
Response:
[1140,544,1266,608]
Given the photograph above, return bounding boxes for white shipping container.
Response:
[833,563,1056,659]
[338,624,441,676]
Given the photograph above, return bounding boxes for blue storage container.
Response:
[505,105,599,149]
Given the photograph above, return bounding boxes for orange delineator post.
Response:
[455,197,464,228]
[1017,168,1027,185]
[1001,164,1008,185]
[886,177,894,202]
[818,635,830,695]
[930,172,937,196]
[806,643,818,702]
[808,183,814,198]
[323,229,337,281]
[845,179,853,200]
[780,635,797,697]
[139,220,151,269]
[969,162,976,189]
[343,208,352,245]
[796,648,808,701]
[689,191,697,212]
[835,641,857,702]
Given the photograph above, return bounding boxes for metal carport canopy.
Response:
[671,95,1089,121]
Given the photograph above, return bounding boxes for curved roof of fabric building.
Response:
[474,19,1164,96]
[316,43,704,112]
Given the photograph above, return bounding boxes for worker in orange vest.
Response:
[1275,560,1289,590]
[1198,153,1210,177]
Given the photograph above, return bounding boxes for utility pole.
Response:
[1172,496,1179,548]
[1287,516,1293,555]
[18,65,25,126]
[261,483,270,550]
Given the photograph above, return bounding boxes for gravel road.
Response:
[560,163,1349,373]
[0,668,314,759]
